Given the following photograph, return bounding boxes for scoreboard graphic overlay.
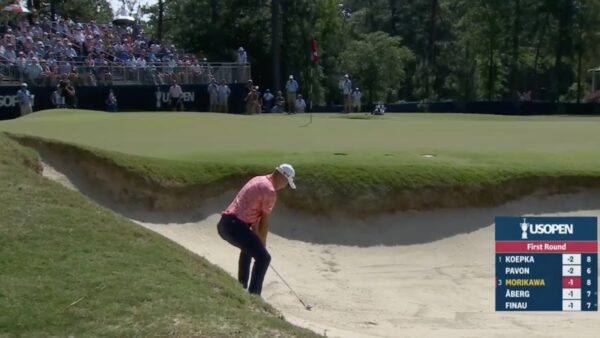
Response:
[496,217,598,311]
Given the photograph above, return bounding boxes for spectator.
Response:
[352,87,362,112]
[61,80,77,108]
[245,86,260,114]
[207,78,219,111]
[237,47,248,81]
[65,43,77,58]
[86,70,97,86]
[25,58,43,85]
[57,57,72,76]
[39,59,53,86]
[106,89,118,112]
[340,74,352,113]
[372,102,386,115]
[217,79,231,113]
[168,79,183,111]
[271,90,285,113]
[51,84,65,108]
[285,75,299,113]
[4,44,16,62]
[16,51,27,70]
[68,69,80,86]
[236,47,247,64]
[294,94,306,113]
[102,70,113,86]
[262,89,274,113]
[16,83,33,116]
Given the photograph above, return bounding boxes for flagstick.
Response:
[309,67,313,125]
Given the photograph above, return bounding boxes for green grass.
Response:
[0,134,319,337]
[3,109,600,204]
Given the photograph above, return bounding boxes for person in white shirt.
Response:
[168,79,183,111]
[285,75,299,113]
[340,74,353,113]
[237,47,247,64]
[15,52,27,70]
[294,94,306,113]
[351,87,362,112]
[26,58,43,85]
[207,78,219,112]
[217,79,231,113]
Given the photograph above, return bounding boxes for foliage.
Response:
[340,31,414,103]
[42,0,600,103]
[45,0,113,22]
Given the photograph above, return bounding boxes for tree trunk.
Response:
[576,0,583,103]
[50,0,56,20]
[487,36,495,101]
[464,43,474,101]
[367,0,375,31]
[509,0,521,101]
[425,0,438,99]
[532,14,547,100]
[27,0,34,25]
[272,0,281,92]
[210,0,218,24]
[551,0,573,102]
[157,0,164,43]
[389,0,399,35]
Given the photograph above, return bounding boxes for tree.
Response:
[136,0,600,104]
[271,0,281,92]
[43,0,113,22]
[341,31,414,103]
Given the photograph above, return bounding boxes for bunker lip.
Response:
[9,133,600,218]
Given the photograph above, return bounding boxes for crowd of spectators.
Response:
[0,17,248,87]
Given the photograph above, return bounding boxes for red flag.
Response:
[310,37,319,64]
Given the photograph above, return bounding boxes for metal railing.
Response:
[0,60,251,86]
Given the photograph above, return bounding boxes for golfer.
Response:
[217,164,296,295]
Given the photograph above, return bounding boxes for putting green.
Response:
[2,109,600,160]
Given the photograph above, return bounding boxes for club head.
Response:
[305,304,313,311]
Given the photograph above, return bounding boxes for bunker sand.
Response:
[42,162,600,338]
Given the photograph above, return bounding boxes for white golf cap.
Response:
[276,163,296,189]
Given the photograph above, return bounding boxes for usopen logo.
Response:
[519,218,574,239]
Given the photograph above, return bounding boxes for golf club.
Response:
[270,264,313,310]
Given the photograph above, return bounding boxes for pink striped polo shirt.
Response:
[223,174,277,225]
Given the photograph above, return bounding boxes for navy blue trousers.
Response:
[217,214,271,295]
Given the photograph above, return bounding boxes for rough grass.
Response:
[0,134,320,337]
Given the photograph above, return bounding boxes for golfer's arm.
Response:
[256,213,270,246]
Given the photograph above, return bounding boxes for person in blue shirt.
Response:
[16,83,33,116]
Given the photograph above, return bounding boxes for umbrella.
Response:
[3,2,31,14]
[113,15,135,25]
[112,5,135,25]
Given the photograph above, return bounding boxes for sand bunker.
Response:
[41,161,600,338]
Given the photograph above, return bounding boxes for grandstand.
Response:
[0,16,250,86]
